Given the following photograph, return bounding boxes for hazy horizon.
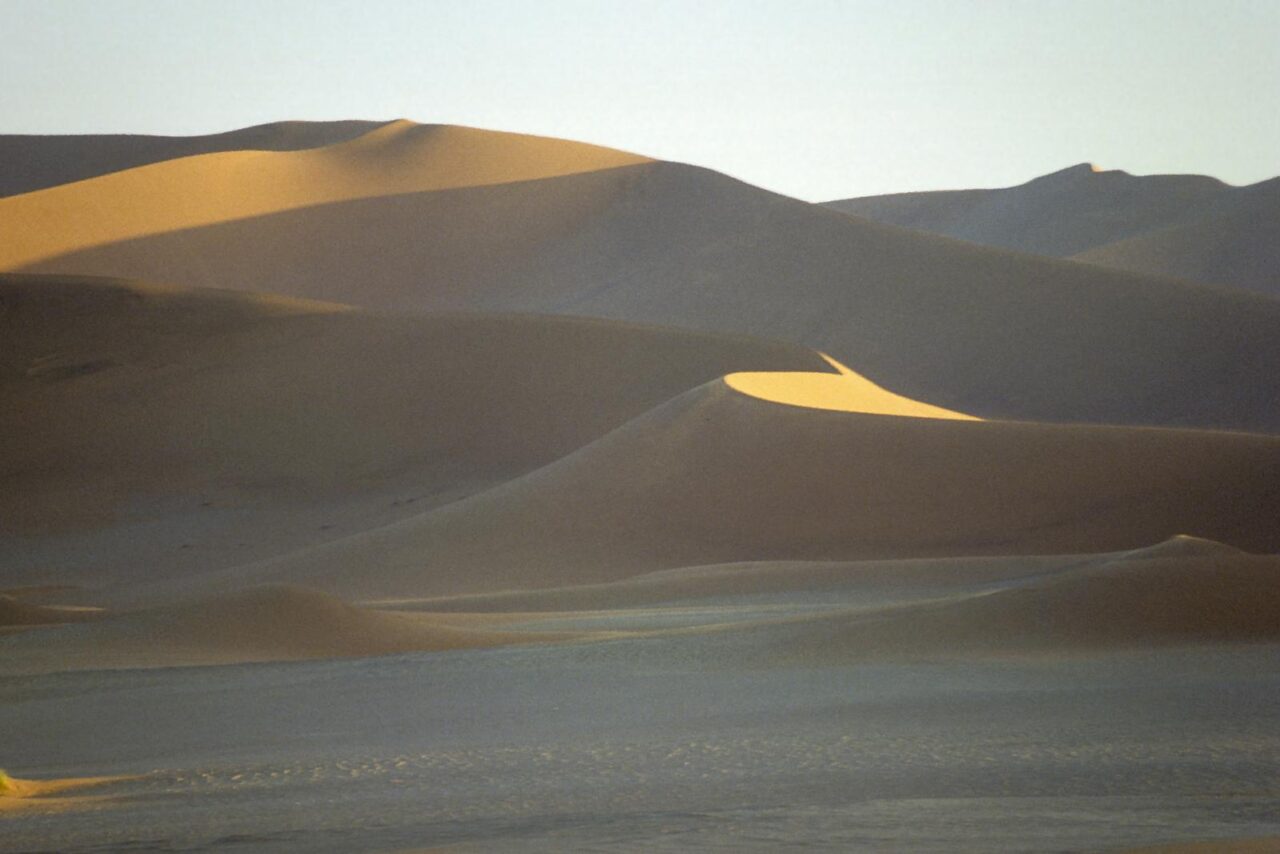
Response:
[3,0,1277,200]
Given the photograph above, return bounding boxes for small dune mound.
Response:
[0,585,586,674]
[761,545,1280,663]
[1121,535,1245,561]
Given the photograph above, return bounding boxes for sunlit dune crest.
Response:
[0,121,650,269]
[0,769,138,812]
[725,353,977,420]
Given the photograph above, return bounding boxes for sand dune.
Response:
[16,155,1280,430]
[0,119,386,197]
[241,382,1280,600]
[1,274,823,587]
[0,120,648,269]
[752,537,1280,662]
[824,163,1232,258]
[0,585,584,674]
[1075,177,1280,297]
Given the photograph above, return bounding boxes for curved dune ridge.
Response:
[0,120,649,269]
[747,537,1280,663]
[0,585,589,675]
[725,353,977,419]
[17,153,1280,430]
[235,381,1280,600]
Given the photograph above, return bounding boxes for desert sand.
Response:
[3,121,1279,852]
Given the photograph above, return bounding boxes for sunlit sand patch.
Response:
[0,768,140,812]
[725,353,977,420]
[0,122,651,269]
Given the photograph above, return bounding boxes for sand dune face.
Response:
[0,585,579,674]
[1,274,823,586]
[15,155,1280,431]
[245,382,1280,599]
[0,121,649,270]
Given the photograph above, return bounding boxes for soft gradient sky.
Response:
[2,0,1276,200]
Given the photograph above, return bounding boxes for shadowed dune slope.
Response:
[0,585,577,674]
[0,120,386,198]
[824,163,1232,258]
[246,382,1280,600]
[0,273,823,544]
[753,538,1280,662]
[18,161,1280,431]
[0,121,649,269]
[1075,178,1280,298]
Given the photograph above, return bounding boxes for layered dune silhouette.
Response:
[6,125,1279,430]
[1075,177,1280,298]
[827,165,1280,297]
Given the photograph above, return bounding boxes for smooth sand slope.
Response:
[824,163,1231,258]
[0,120,649,270]
[0,119,385,198]
[751,537,1280,662]
[0,585,585,675]
[1,274,824,586]
[1075,177,1280,298]
[241,382,1280,600]
[13,154,1280,430]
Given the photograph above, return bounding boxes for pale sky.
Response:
[2,0,1276,200]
